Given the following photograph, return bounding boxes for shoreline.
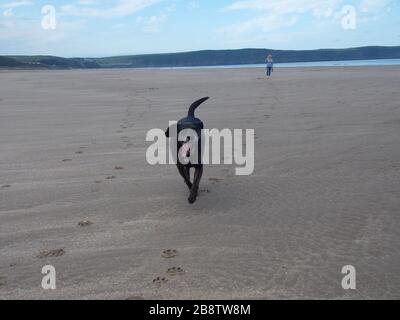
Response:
[1,64,400,74]
[2,58,400,72]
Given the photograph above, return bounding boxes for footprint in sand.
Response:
[162,249,179,259]
[126,143,133,147]
[209,177,222,183]
[1,185,11,189]
[62,159,72,162]
[115,166,124,170]
[37,249,65,259]
[78,220,93,227]
[166,267,185,276]
[0,277,6,287]
[106,176,116,180]
[75,151,83,154]
[152,276,168,286]
[94,180,102,184]
[200,189,210,194]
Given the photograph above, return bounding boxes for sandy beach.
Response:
[0,66,399,300]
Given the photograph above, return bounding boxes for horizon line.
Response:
[2,45,400,60]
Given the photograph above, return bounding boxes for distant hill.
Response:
[0,56,27,68]
[1,56,100,69]
[2,46,400,69]
[94,46,400,68]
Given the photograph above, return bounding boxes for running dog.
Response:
[165,97,209,204]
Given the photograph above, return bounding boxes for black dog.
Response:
[165,97,209,204]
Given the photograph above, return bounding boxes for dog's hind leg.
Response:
[188,166,203,204]
[184,167,191,187]
[177,165,192,190]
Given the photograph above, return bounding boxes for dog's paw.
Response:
[188,193,197,204]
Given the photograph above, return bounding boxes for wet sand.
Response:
[0,66,399,299]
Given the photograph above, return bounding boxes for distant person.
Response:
[265,54,274,78]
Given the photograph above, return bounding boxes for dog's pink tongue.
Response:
[180,144,191,158]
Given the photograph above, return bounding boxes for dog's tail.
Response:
[188,97,209,118]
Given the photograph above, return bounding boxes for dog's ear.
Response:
[165,127,170,137]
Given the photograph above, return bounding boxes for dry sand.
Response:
[0,66,399,300]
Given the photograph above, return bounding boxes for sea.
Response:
[160,58,400,70]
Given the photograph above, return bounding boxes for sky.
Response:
[0,0,399,57]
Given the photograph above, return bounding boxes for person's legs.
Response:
[267,67,272,77]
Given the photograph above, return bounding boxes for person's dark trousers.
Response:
[266,67,272,77]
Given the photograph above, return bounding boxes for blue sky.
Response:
[0,0,399,57]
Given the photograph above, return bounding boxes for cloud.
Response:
[1,1,33,19]
[359,0,393,12]
[77,0,97,5]
[3,8,13,17]
[0,13,85,40]
[219,0,393,36]
[136,12,167,33]
[61,0,164,18]
[218,14,297,34]
[187,1,199,10]
[219,0,341,35]
[223,0,342,16]
[1,1,33,9]
[135,4,174,33]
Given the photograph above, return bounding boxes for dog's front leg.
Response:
[188,166,203,204]
[177,165,192,190]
